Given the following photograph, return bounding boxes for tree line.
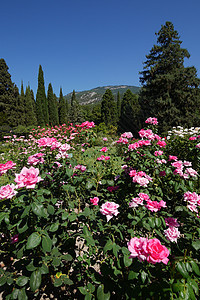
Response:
[1,21,200,135]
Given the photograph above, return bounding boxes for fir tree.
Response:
[47,83,58,126]
[118,89,141,136]
[0,59,19,126]
[58,87,67,125]
[116,91,121,119]
[36,65,48,126]
[101,89,117,126]
[69,90,84,124]
[25,85,37,126]
[16,82,26,126]
[53,93,59,125]
[139,21,200,132]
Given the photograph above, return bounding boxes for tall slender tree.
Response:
[101,89,117,126]
[17,82,26,126]
[139,21,200,132]
[47,83,58,126]
[118,89,141,135]
[36,65,48,126]
[116,91,121,119]
[0,59,19,127]
[25,85,37,126]
[58,87,67,124]
[69,90,84,124]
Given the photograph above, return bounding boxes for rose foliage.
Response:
[0,120,200,299]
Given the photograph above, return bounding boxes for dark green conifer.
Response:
[0,58,19,126]
[116,91,121,119]
[69,90,84,124]
[139,21,200,133]
[101,89,117,126]
[47,83,58,126]
[25,85,37,126]
[119,89,141,135]
[36,65,48,126]
[58,87,67,124]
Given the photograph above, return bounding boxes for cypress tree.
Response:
[25,85,37,126]
[36,65,48,126]
[69,90,84,124]
[116,91,121,119]
[53,93,59,125]
[0,58,19,126]
[58,87,67,124]
[101,89,117,126]
[47,83,58,126]
[139,21,200,133]
[118,89,141,136]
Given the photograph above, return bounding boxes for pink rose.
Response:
[146,200,166,212]
[0,184,17,199]
[146,238,169,265]
[121,132,133,139]
[28,153,45,165]
[165,217,179,227]
[0,160,16,175]
[164,226,180,243]
[128,237,148,261]
[90,197,99,205]
[15,166,43,189]
[100,201,119,222]
[100,147,108,152]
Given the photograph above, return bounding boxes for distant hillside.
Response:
[64,85,140,105]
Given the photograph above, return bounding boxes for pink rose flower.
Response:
[164,226,180,243]
[100,147,108,152]
[146,200,166,212]
[100,201,119,222]
[90,197,99,205]
[15,166,43,189]
[121,132,133,139]
[128,237,148,261]
[0,160,16,175]
[145,117,158,125]
[28,153,45,165]
[0,184,17,199]
[146,238,169,265]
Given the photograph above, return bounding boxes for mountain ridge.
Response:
[64,85,140,105]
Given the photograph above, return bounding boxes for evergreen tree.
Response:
[101,89,117,126]
[119,89,141,136]
[58,87,67,124]
[30,89,37,118]
[47,83,58,126]
[25,85,37,126]
[36,65,48,126]
[116,91,121,119]
[53,93,59,125]
[69,90,84,124]
[0,58,19,126]
[139,21,200,132]
[16,82,26,126]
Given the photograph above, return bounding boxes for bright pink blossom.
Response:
[100,147,108,152]
[100,201,119,222]
[0,184,17,199]
[121,132,133,139]
[90,197,99,205]
[145,117,158,125]
[146,238,169,265]
[0,161,16,175]
[128,237,148,261]
[157,140,166,148]
[14,166,43,189]
[146,200,166,212]
[28,153,45,165]
[164,226,180,243]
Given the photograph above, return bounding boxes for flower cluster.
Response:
[96,155,110,161]
[184,191,200,214]
[164,217,180,243]
[129,170,152,187]
[145,117,158,125]
[128,237,169,265]
[171,160,198,179]
[28,153,45,165]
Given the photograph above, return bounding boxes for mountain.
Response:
[64,85,140,105]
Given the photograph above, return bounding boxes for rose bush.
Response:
[0,120,200,299]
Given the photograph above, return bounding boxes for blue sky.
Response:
[1,0,200,96]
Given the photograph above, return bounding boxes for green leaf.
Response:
[21,206,30,218]
[26,232,41,249]
[62,254,73,261]
[0,276,7,286]
[97,284,110,300]
[192,240,200,251]
[17,288,28,300]
[141,271,148,283]
[53,277,62,287]
[30,269,42,292]
[63,277,73,285]
[17,220,28,234]
[26,261,36,272]
[190,260,200,276]
[78,286,87,295]
[123,255,132,267]
[31,202,45,217]
[128,271,139,280]
[0,212,7,224]
[47,205,55,215]
[103,239,113,253]
[176,262,190,278]
[186,282,196,300]
[40,264,49,275]
[42,234,52,252]
[16,276,29,287]
[86,180,94,190]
